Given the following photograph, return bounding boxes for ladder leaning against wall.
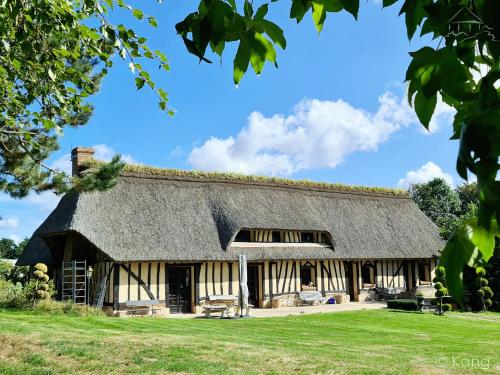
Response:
[61,260,87,304]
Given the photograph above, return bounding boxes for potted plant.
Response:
[416,291,425,312]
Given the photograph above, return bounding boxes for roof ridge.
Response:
[84,160,410,198]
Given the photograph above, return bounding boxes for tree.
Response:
[409,178,460,225]
[0,237,28,259]
[1,0,166,197]
[2,0,499,302]
[456,182,478,217]
[409,178,460,240]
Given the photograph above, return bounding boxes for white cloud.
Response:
[397,161,454,188]
[50,153,72,175]
[8,234,21,244]
[188,92,452,176]
[24,191,62,211]
[93,144,136,164]
[0,217,19,229]
[50,144,137,175]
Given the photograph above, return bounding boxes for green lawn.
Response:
[0,309,498,374]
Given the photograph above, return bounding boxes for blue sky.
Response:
[1,0,464,243]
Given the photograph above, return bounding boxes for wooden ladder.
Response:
[92,266,113,309]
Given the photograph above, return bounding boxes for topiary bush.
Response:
[433,266,449,314]
[29,263,52,307]
[485,243,499,312]
[386,299,418,311]
[470,267,493,311]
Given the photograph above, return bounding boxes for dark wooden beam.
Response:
[194,263,201,305]
[113,263,120,310]
[120,263,155,300]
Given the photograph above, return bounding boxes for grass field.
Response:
[0,309,498,374]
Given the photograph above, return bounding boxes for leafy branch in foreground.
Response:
[0,0,169,197]
[178,0,499,304]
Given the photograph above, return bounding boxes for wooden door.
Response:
[248,264,260,308]
[168,267,191,313]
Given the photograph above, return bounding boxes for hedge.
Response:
[386,299,418,311]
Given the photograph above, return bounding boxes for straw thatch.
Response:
[18,169,443,265]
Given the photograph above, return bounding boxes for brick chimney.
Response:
[71,147,95,176]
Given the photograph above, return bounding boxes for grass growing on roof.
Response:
[84,160,409,197]
[0,309,498,374]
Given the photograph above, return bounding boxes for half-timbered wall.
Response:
[94,258,436,310]
[198,262,239,303]
[262,260,346,301]
[374,260,406,289]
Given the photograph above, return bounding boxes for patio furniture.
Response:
[203,295,238,318]
[125,300,162,316]
[298,291,327,306]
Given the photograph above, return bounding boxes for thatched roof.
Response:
[18,167,443,265]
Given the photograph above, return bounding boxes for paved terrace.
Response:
[166,302,386,319]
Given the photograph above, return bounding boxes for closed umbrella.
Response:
[238,254,249,317]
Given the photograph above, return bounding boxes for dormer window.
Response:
[235,230,251,242]
[301,232,314,243]
[232,229,332,247]
[272,231,281,243]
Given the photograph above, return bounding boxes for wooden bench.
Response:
[202,304,229,318]
[202,295,238,318]
[298,291,327,306]
[125,300,162,316]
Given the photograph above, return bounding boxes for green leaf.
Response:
[261,20,286,49]
[382,0,398,7]
[255,4,269,20]
[148,16,158,27]
[414,92,436,129]
[399,0,431,40]
[470,219,499,262]
[290,0,308,23]
[47,68,56,81]
[132,9,144,20]
[135,77,145,90]
[11,59,21,70]
[312,1,326,33]
[244,0,253,17]
[439,223,478,305]
[339,0,359,20]
[233,40,251,85]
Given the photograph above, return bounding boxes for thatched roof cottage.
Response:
[18,147,443,313]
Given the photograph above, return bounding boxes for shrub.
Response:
[27,263,51,307]
[34,263,48,274]
[0,279,24,308]
[33,300,104,317]
[433,266,448,315]
[470,266,493,311]
[442,303,452,312]
[387,299,418,311]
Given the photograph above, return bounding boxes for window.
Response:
[418,262,429,282]
[301,232,314,243]
[234,230,251,242]
[361,263,373,286]
[272,231,281,243]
